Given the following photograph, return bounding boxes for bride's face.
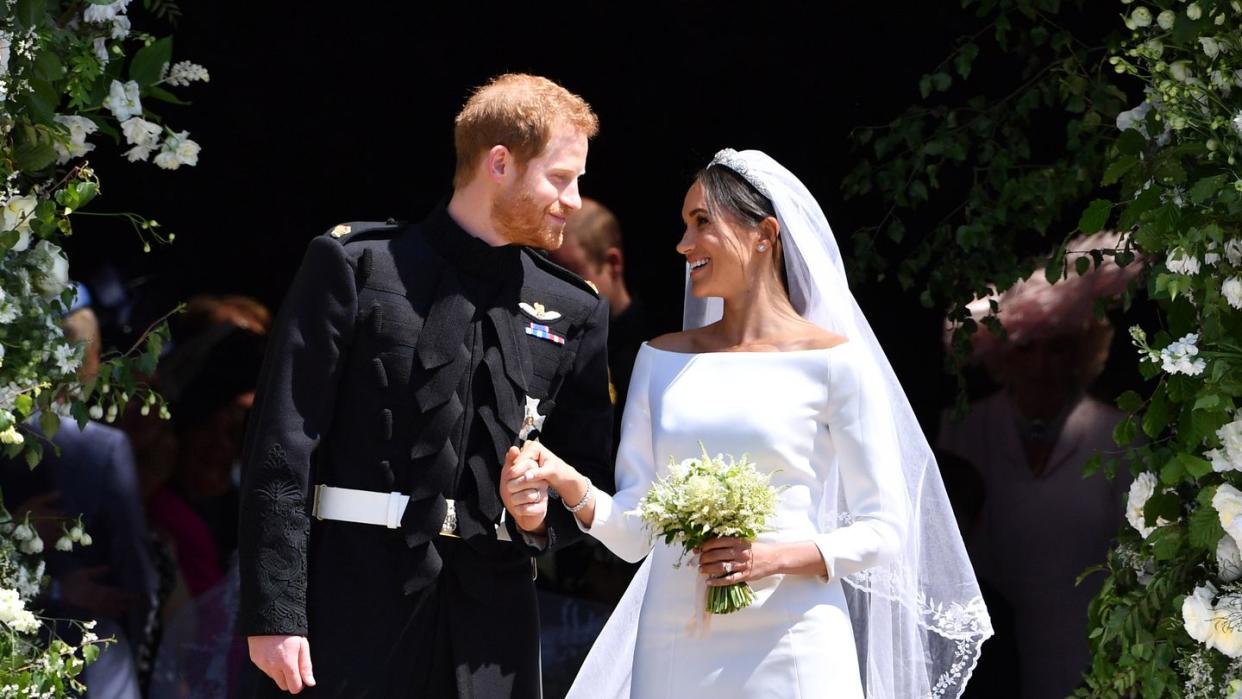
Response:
[678,181,758,299]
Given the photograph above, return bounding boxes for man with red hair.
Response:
[238,74,613,697]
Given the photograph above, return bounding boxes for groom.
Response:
[238,74,614,697]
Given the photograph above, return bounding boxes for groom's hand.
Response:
[501,444,549,533]
[248,634,315,694]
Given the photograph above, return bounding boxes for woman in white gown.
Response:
[504,149,992,698]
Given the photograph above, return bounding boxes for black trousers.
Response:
[239,528,541,698]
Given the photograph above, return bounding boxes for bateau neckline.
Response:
[641,341,852,357]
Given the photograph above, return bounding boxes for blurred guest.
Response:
[139,309,266,598]
[181,294,272,337]
[2,289,157,699]
[550,197,654,431]
[938,231,1142,699]
[160,321,265,560]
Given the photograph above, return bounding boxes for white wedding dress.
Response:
[568,340,907,698]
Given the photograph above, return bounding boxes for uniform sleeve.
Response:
[525,295,615,554]
[813,349,909,582]
[577,345,655,563]
[238,236,357,636]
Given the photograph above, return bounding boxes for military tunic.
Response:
[237,205,613,697]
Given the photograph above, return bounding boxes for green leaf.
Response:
[0,230,20,255]
[13,0,46,30]
[1167,374,1194,403]
[1075,255,1091,276]
[932,72,952,92]
[919,74,933,99]
[146,85,190,106]
[35,197,55,224]
[1154,157,1187,186]
[55,186,79,210]
[1146,491,1181,525]
[82,642,99,664]
[1160,457,1182,484]
[1115,129,1147,156]
[1102,155,1138,186]
[1176,453,1213,481]
[24,441,42,469]
[14,393,33,417]
[1199,485,1219,507]
[909,180,929,202]
[32,51,64,83]
[1189,504,1226,551]
[954,43,980,79]
[1119,187,1161,230]
[1194,393,1222,412]
[1084,453,1102,478]
[1117,390,1143,413]
[1142,386,1169,439]
[1148,526,1185,561]
[1114,417,1138,447]
[885,219,906,243]
[1046,247,1065,283]
[17,78,60,124]
[129,37,174,87]
[14,126,57,171]
[1190,175,1227,205]
[1077,199,1112,235]
[39,410,59,441]
[70,401,90,430]
[76,182,98,209]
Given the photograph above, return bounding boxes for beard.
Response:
[492,181,566,250]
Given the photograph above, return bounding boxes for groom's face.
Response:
[492,124,588,250]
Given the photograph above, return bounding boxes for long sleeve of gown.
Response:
[813,349,909,582]
[578,346,655,563]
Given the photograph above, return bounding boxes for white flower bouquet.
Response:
[631,444,780,614]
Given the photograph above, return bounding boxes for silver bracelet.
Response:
[564,480,594,514]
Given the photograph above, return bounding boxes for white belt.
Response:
[312,485,513,541]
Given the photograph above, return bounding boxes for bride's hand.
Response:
[504,441,572,491]
[698,538,781,586]
[501,444,551,533]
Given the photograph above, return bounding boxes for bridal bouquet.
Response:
[631,444,780,614]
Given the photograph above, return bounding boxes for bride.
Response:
[503,149,992,698]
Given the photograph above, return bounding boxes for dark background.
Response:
[64,0,1132,430]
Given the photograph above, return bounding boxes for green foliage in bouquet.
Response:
[632,443,781,614]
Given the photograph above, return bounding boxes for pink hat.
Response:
[953,230,1144,360]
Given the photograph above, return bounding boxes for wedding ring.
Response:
[723,561,733,574]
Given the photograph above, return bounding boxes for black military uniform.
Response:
[237,205,613,697]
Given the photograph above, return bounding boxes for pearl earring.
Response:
[757,242,769,252]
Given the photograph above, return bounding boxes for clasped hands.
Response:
[499,441,790,585]
[499,440,570,534]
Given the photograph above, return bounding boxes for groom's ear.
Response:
[485,145,513,183]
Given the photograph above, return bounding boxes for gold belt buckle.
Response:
[439,498,460,538]
[312,484,326,520]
